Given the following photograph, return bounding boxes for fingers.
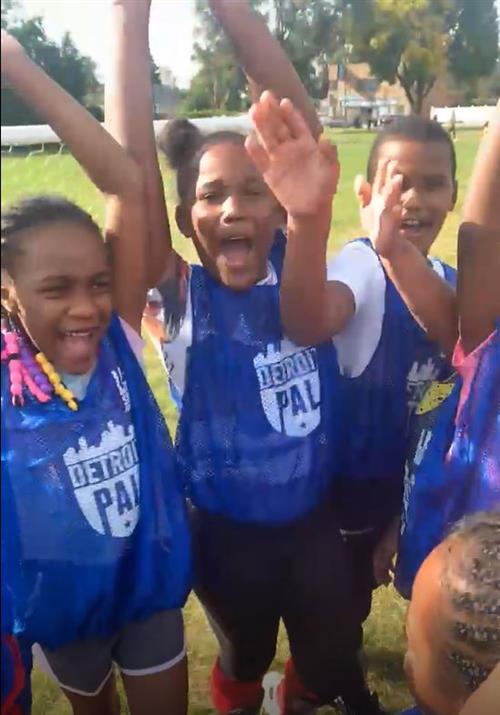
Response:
[244,132,270,174]
[249,91,316,158]
[372,158,389,197]
[249,90,291,155]
[319,139,340,193]
[279,97,310,141]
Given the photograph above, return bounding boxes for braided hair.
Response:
[158,118,246,204]
[2,195,102,277]
[442,512,500,695]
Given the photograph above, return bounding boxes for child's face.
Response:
[3,221,112,375]
[404,546,464,715]
[183,141,284,290]
[370,139,456,255]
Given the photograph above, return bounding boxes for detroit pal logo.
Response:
[63,421,140,537]
[253,339,321,437]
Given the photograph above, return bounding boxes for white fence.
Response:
[1,115,253,147]
[430,105,497,128]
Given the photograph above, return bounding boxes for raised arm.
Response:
[209,0,322,140]
[371,160,458,356]
[246,92,355,346]
[458,102,500,353]
[106,0,175,287]
[1,30,148,332]
[1,31,141,200]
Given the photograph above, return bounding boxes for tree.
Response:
[185,0,340,113]
[448,0,499,101]
[150,54,161,86]
[346,0,499,115]
[346,0,450,115]
[1,3,99,125]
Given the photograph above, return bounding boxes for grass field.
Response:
[1,129,481,714]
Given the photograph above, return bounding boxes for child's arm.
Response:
[351,164,459,357]
[106,0,175,288]
[247,92,368,346]
[458,102,500,354]
[246,91,357,345]
[209,0,322,139]
[1,31,148,333]
[371,160,458,356]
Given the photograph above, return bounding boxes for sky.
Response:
[18,0,197,88]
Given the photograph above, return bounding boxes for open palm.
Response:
[246,92,339,218]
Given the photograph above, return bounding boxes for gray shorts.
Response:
[34,609,185,696]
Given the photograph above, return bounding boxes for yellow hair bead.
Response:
[34,351,79,411]
[35,353,50,368]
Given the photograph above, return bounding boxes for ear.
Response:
[175,204,195,239]
[354,175,372,208]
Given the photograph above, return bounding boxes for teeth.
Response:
[65,331,92,337]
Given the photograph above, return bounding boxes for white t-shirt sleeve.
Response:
[327,241,386,378]
[160,272,193,401]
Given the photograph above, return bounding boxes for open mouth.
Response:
[399,218,431,234]
[58,328,99,367]
[219,237,253,269]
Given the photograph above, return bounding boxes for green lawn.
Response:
[1,129,481,714]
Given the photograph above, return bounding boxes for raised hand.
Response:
[1,30,25,63]
[369,159,404,258]
[246,91,339,218]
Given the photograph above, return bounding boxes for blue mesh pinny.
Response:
[395,327,500,599]
[1,314,192,650]
[175,230,344,524]
[334,238,456,532]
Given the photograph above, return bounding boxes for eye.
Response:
[245,184,265,197]
[425,176,447,191]
[200,190,221,202]
[40,285,67,298]
[92,276,111,292]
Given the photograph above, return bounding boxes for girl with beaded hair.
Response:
[1,31,191,715]
[402,511,500,715]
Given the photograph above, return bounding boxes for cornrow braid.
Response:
[1,195,102,277]
[442,512,500,695]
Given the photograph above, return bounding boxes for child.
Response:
[396,103,500,599]
[210,0,457,703]
[401,512,500,715]
[108,3,384,714]
[0,32,191,715]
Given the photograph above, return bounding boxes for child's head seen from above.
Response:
[160,119,284,291]
[357,116,458,255]
[405,512,500,715]
[1,196,112,376]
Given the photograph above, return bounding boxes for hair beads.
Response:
[35,353,78,411]
[1,323,78,410]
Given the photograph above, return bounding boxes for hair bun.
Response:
[160,118,202,170]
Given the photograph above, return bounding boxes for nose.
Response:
[221,193,244,223]
[67,290,99,320]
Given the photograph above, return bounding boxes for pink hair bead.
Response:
[21,365,51,404]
